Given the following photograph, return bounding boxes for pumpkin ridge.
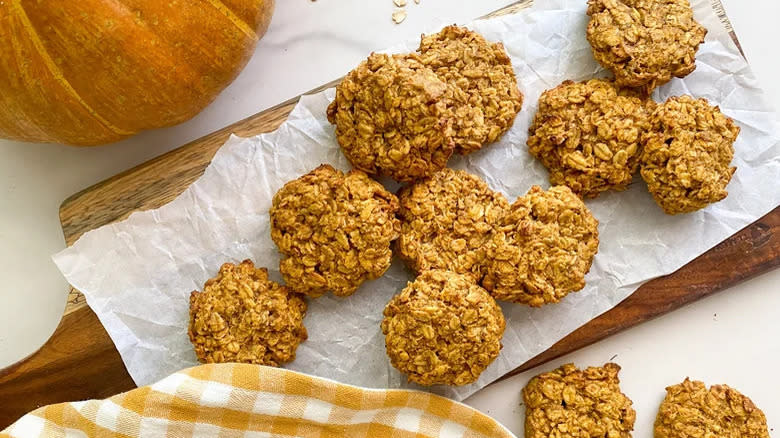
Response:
[9,0,134,137]
[204,0,259,41]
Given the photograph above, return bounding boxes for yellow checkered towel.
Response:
[1,364,515,437]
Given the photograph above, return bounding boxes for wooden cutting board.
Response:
[1,0,776,429]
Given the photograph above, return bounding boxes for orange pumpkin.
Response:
[0,0,274,146]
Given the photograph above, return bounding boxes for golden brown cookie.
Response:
[188,260,307,366]
[483,185,599,307]
[381,270,505,386]
[655,378,769,438]
[640,96,739,214]
[418,25,524,154]
[270,165,401,297]
[523,363,636,438]
[396,168,509,279]
[586,0,707,92]
[528,79,655,198]
[326,53,455,182]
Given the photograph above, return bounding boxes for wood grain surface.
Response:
[0,0,761,429]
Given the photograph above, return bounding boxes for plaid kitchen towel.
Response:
[1,363,515,437]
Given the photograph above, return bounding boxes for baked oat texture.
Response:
[586,0,707,92]
[483,185,600,307]
[523,363,636,438]
[326,53,455,182]
[655,378,769,438]
[270,165,401,297]
[640,95,739,214]
[396,168,509,279]
[381,270,505,386]
[528,79,655,198]
[418,25,524,154]
[188,260,308,366]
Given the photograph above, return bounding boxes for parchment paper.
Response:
[54,0,780,400]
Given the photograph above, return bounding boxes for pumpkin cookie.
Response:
[188,260,308,366]
[396,168,509,279]
[655,378,769,438]
[418,25,524,154]
[327,53,455,182]
[270,165,401,297]
[523,363,636,438]
[586,0,707,92]
[640,96,739,214]
[483,185,599,307]
[528,79,655,198]
[381,270,505,386]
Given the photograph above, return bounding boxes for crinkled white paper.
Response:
[54,0,780,400]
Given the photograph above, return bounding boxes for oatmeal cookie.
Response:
[587,0,707,92]
[418,25,524,154]
[381,270,505,386]
[528,79,655,198]
[326,53,455,182]
[640,96,739,214]
[270,165,401,297]
[188,260,308,366]
[483,185,599,307]
[396,168,509,279]
[523,363,636,438]
[655,378,769,438]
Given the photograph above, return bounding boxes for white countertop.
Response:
[1,0,778,434]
